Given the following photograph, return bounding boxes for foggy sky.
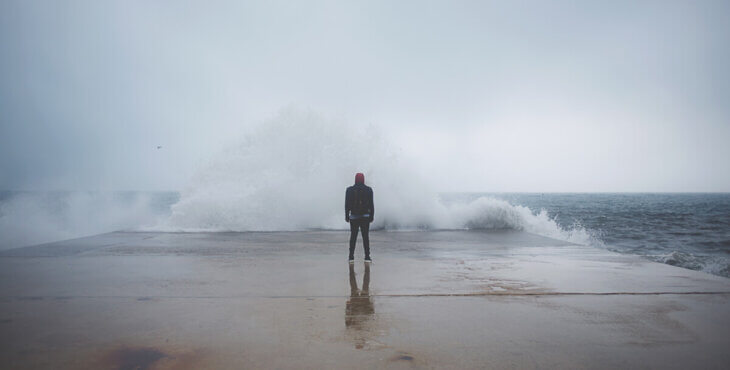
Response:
[1,0,729,192]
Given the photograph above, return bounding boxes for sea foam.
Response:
[158,109,594,246]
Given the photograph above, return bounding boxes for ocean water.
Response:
[445,193,730,278]
[1,190,728,278]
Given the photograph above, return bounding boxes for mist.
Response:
[2,0,730,192]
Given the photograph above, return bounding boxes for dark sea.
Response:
[451,193,730,278]
[1,191,728,278]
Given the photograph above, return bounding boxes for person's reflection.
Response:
[346,263,374,348]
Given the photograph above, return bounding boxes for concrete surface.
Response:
[1,230,729,369]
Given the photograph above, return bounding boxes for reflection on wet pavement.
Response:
[346,264,375,349]
[3,231,730,368]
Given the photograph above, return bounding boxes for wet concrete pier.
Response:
[1,230,729,369]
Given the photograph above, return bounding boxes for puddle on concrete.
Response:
[102,347,167,370]
[96,345,204,370]
[390,352,416,362]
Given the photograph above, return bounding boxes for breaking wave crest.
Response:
[440,197,598,245]
[156,109,596,246]
[650,251,730,278]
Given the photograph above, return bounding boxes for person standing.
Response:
[345,173,374,263]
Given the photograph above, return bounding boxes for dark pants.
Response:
[349,218,370,259]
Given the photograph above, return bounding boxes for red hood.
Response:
[355,173,365,184]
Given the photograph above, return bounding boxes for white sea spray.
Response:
[0,191,165,250]
[158,109,596,248]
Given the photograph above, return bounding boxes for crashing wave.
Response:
[156,108,596,248]
[651,251,730,278]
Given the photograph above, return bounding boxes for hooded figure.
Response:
[345,172,374,262]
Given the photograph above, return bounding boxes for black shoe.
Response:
[364,257,372,263]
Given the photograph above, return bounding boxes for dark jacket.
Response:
[345,183,374,221]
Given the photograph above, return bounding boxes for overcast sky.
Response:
[1,0,729,192]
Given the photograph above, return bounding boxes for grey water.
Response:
[448,193,730,278]
[1,191,728,278]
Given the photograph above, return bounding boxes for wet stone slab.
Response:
[1,231,729,369]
